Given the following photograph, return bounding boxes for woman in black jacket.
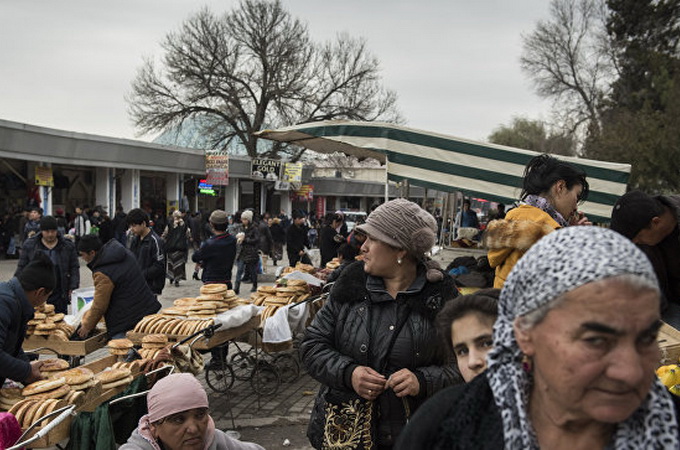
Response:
[300,199,460,449]
[319,212,346,268]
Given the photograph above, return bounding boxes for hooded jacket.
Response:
[301,261,461,448]
[15,232,79,312]
[129,229,166,295]
[84,239,160,337]
[484,205,559,288]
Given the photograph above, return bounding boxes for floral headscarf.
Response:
[487,226,679,449]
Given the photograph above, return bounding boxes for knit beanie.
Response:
[147,373,209,423]
[356,198,437,259]
[17,252,56,292]
[39,215,58,231]
[240,210,253,223]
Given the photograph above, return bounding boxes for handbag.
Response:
[321,305,411,450]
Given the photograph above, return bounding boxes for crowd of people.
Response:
[0,152,680,448]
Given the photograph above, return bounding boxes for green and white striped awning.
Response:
[257,120,631,222]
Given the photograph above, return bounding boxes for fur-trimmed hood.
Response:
[483,219,555,252]
[330,260,458,318]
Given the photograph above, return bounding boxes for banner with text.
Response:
[35,166,54,187]
[283,162,303,182]
[205,152,229,185]
[294,184,314,201]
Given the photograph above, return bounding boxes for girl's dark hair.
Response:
[337,243,357,261]
[436,288,500,357]
[520,154,589,203]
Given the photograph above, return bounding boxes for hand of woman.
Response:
[386,369,420,398]
[569,211,592,226]
[351,366,386,400]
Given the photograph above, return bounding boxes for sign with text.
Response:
[294,184,314,201]
[283,162,303,182]
[35,166,54,187]
[251,158,282,181]
[205,151,229,185]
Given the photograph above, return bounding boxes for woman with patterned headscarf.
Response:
[397,226,679,449]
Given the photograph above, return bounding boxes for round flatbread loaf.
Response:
[51,313,65,322]
[32,312,47,320]
[22,377,66,396]
[23,399,46,427]
[27,384,71,400]
[200,284,227,295]
[142,334,168,345]
[40,358,70,372]
[109,347,130,356]
[13,399,39,427]
[62,367,94,385]
[70,379,96,391]
[108,338,133,349]
[196,294,223,301]
[96,367,131,384]
[35,322,56,331]
[42,304,55,314]
[51,329,70,342]
[65,390,85,406]
[101,374,134,391]
[173,298,197,306]
[0,387,23,400]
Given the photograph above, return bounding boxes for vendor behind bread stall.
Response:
[121,373,264,450]
[0,253,55,386]
[77,235,161,340]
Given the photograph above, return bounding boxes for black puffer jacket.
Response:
[238,224,260,264]
[301,261,460,448]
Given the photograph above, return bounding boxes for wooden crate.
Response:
[23,330,108,356]
[658,322,680,366]
[126,315,260,351]
[77,355,143,413]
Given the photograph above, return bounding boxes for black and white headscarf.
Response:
[487,226,679,449]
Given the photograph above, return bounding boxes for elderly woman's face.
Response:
[515,278,661,425]
[360,235,402,277]
[151,408,209,450]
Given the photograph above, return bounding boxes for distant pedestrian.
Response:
[15,216,79,314]
[191,210,237,287]
[162,210,190,287]
[269,217,285,266]
[127,208,166,296]
[257,213,273,273]
[234,210,260,294]
[73,207,91,245]
[22,207,41,242]
[286,210,311,267]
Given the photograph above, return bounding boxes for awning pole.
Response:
[384,160,389,203]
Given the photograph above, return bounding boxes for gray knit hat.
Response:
[356,198,437,258]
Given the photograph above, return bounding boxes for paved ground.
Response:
[1,244,483,449]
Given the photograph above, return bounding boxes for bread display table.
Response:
[126,315,260,351]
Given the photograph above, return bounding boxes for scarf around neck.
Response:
[522,194,569,227]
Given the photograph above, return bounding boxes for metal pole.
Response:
[384,160,389,203]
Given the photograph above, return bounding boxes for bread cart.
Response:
[23,329,109,367]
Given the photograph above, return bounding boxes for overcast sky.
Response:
[0,0,553,144]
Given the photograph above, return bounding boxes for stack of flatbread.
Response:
[26,304,73,341]
[325,257,341,270]
[107,338,134,357]
[132,314,214,337]
[7,398,66,429]
[256,280,311,324]
[0,388,24,412]
[60,367,97,405]
[281,262,316,275]
[138,334,168,359]
[22,377,72,402]
[39,358,70,379]
[96,367,133,391]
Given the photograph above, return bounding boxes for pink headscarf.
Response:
[0,412,22,450]
[147,373,209,423]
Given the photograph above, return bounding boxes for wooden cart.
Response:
[659,322,680,366]
[23,330,108,366]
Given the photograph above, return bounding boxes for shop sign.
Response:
[35,166,54,187]
[205,151,229,185]
[283,162,303,182]
[294,184,313,201]
[251,158,282,181]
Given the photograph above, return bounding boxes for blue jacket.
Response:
[192,233,237,284]
[0,278,33,385]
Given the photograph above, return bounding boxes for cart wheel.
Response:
[250,362,280,396]
[230,351,254,381]
[273,354,300,383]
[205,363,235,393]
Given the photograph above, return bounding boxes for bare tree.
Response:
[521,0,615,144]
[127,1,401,160]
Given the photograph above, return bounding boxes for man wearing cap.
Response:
[611,190,680,327]
[191,209,237,288]
[1,254,56,386]
[15,215,79,314]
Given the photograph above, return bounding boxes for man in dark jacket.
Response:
[15,215,79,314]
[191,209,237,288]
[1,253,56,386]
[286,210,310,267]
[127,208,166,296]
[77,235,160,339]
[610,191,680,328]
